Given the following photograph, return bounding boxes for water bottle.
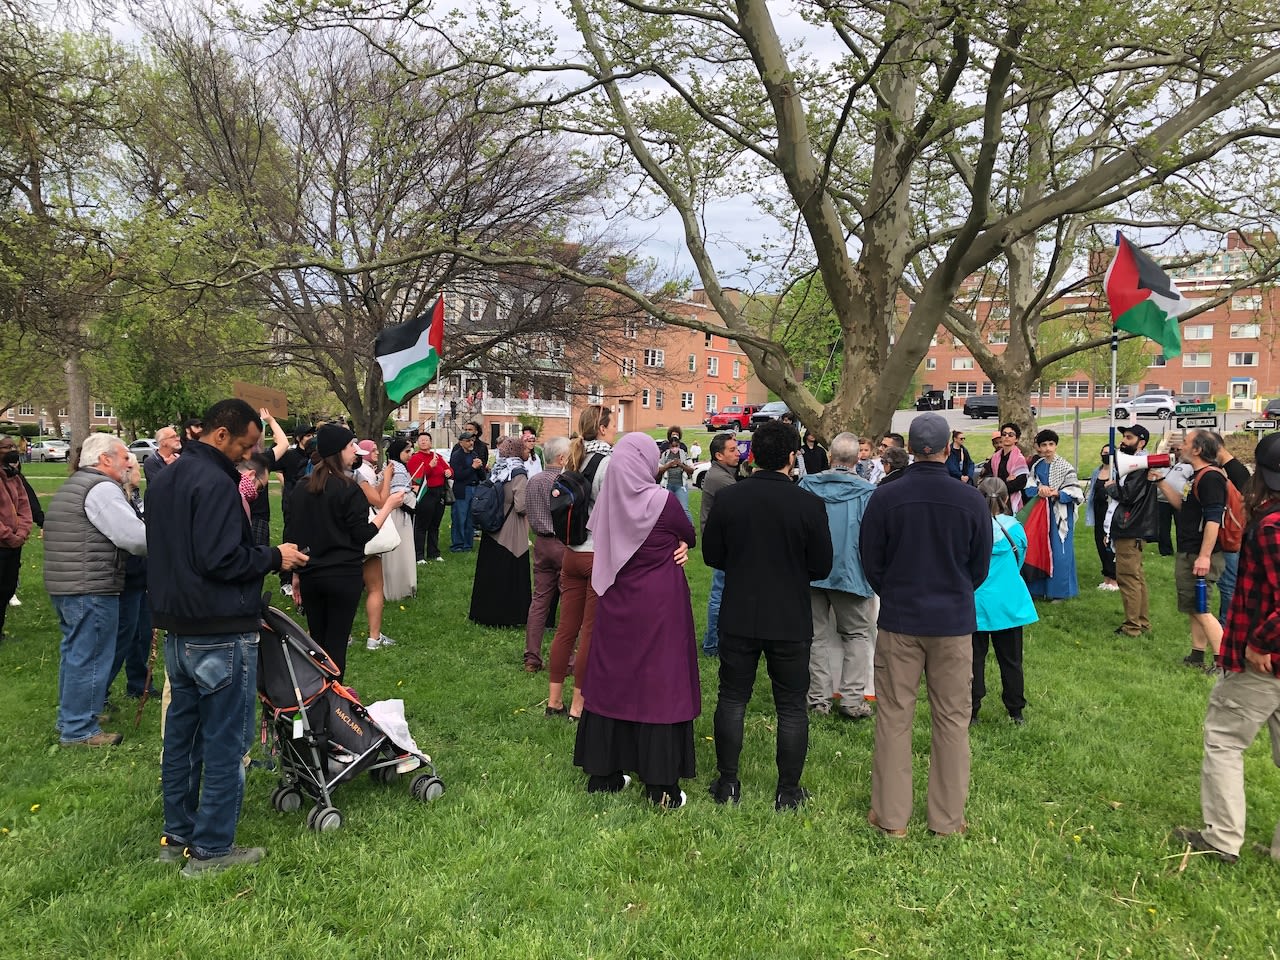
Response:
[1195,576,1208,614]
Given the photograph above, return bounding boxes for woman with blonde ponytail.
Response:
[547,405,615,719]
[971,478,1037,726]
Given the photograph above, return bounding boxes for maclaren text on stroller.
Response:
[258,603,443,831]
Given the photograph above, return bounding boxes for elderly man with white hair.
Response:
[43,433,148,746]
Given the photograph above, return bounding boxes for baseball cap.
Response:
[908,413,950,456]
[1121,424,1150,445]
[1255,432,1280,491]
[356,439,378,459]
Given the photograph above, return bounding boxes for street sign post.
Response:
[1175,415,1218,429]
[1175,402,1217,414]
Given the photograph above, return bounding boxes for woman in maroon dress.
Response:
[572,432,699,808]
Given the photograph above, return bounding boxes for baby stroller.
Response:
[257,601,443,832]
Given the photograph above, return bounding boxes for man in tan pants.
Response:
[1106,425,1159,637]
[858,414,992,837]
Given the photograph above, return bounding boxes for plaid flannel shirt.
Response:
[524,467,561,538]
[1218,508,1280,677]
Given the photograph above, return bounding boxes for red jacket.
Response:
[406,451,452,490]
[0,470,34,548]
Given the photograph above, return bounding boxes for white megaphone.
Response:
[1113,450,1171,477]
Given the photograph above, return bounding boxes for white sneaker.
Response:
[377,634,397,648]
[416,559,428,566]
[8,595,19,607]
[434,556,445,562]
[366,637,381,651]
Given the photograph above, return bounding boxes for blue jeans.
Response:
[162,632,259,858]
[704,569,725,655]
[450,484,475,551]
[1218,551,1240,625]
[668,484,692,524]
[53,594,120,743]
[108,587,152,697]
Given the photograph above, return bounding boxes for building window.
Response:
[592,341,601,362]
[731,395,739,404]
[680,392,694,411]
[925,358,937,371]
[930,335,938,347]
[688,354,697,373]
[548,340,565,360]
[655,389,664,409]
[620,358,636,377]
[1229,352,1259,367]
[641,388,650,408]
[644,348,665,368]
[16,403,34,417]
[1182,352,1212,367]
[1230,323,1261,339]
[93,403,114,418]
[733,360,741,379]
[1149,354,1167,368]
[987,329,1010,345]
[1054,380,1090,399]
[707,357,719,376]
[588,383,603,404]
[704,333,713,348]
[952,357,974,370]
[623,319,638,339]
[981,382,996,395]
[705,394,717,413]
[947,381,978,396]
[1231,294,1262,311]
[1183,325,1213,340]
[1182,380,1210,396]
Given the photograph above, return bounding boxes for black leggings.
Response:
[0,546,20,634]
[299,572,364,679]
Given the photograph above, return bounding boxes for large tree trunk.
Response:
[65,350,90,458]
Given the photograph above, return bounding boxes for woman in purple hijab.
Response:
[572,432,700,809]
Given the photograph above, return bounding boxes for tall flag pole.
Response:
[375,297,445,405]
[1103,233,1193,452]
[1110,233,1120,458]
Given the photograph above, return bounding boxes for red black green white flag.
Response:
[1103,235,1190,360]
[375,297,445,404]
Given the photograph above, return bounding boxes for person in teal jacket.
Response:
[972,477,1038,725]
[799,433,878,719]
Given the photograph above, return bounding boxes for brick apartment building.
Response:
[391,288,768,441]
[917,233,1280,412]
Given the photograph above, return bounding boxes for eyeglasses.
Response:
[1000,431,1017,438]
[955,436,965,442]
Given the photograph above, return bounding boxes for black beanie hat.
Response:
[316,424,355,460]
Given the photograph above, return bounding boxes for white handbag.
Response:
[364,508,401,556]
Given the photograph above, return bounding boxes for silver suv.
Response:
[1112,392,1176,421]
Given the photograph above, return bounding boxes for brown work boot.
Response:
[868,809,907,837]
[61,731,124,747]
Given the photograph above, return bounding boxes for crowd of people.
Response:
[3,395,1278,872]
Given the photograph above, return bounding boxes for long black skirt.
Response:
[468,535,531,626]
[573,711,696,786]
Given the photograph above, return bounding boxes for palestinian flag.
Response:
[375,298,444,404]
[1103,235,1190,360]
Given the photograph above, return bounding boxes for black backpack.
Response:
[549,453,604,546]
[471,467,527,533]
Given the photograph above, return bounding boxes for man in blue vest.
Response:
[44,433,147,747]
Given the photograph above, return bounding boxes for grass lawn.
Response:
[1,457,1278,959]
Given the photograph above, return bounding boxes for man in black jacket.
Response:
[703,420,833,810]
[860,413,991,838]
[147,399,308,877]
[1107,425,1159,637]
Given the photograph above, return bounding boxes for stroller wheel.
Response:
[411,774,445,802]
[370,765,398,785]
[271,785,303,814]
[307,805,343,832]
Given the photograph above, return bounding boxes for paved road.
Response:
[891,406,1275,436]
